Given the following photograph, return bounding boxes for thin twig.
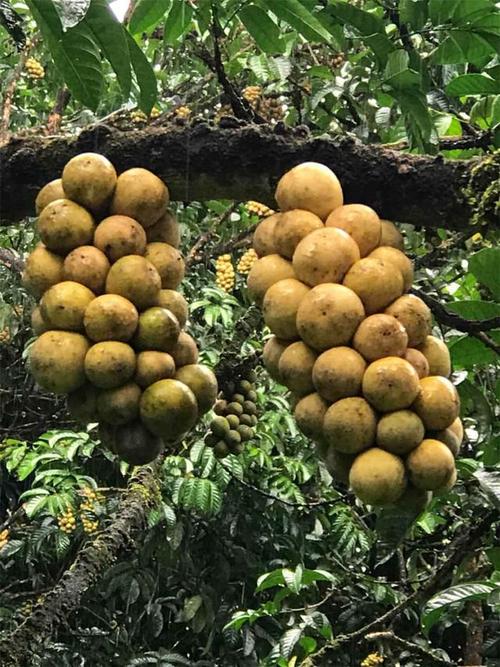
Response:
[365,631,454,666]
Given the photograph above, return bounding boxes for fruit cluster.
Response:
[25,57,44,79]
[175,106,191,119]
[331,52,345,68]
[0,328,10,345]
[58,509,76,534]
[259,96,285,122]
[131,109,148,124]
[361,653,384,667]
[242,85,262,106]
[237,248,258,275]
[24,153,218,465]
[0,529,9,549]
[215,254,235,292]
[205,373,258,458]
[248,162,461,508]
[245,201,275,218]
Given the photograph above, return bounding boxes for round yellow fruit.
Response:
[67,383,98,423]
[83,294,138,342]
[38,199,95,255]
[62,245,110,294]
[146,210,180,248]
[449,417,464,444]
[135,351,175,388]
[247,254,296,303]
[22,245,64,297]
[105,255,161,310]
[253,213,281,256]
[369,246,413,292]
[273,209,323,259]
[144,242,185,290]
[430,426,461,457]
[171,331,199,367]
[376,409,425,455]
[263,278,309,340]
[294,392,329,439]
[30,331,89,394]
[31,306,48,335]
[417,335,451,377]
[404,348,429,378]
[278,341,317,395]
[362,357,420,412]
[343,258,404,314]
[385,295,432,348]
[134,307,180,352]
[113,421,164,465]
[175,364,218,414]
[292,227,360,286]
[140,378,198,439]
[111,168,169,228]
[84,341,136,389]
[35,178,65,215]
[323,397,376,454]
[412,376,459,430]
[353,313,408,362]
[312,346,366,402]
[407,439,456,490]
[262,336,288,382]
[349,448,406,505]
[379,220,404,250]
[275,162,343,220]
[62,152,117,213]
[94,215,147,262]
[296,283,364,351]
[156,289,188,328]
[325,203,381,257]
[41,281,95,331]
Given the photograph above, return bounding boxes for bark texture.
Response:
[0,122,491,228]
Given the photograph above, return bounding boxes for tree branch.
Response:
[0,124,489,228]
[365,631,454,667]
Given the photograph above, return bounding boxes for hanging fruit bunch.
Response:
[24,153,218,465]
[25,57,44,79]
[248,162,461,509]
[215,254,235,292]
[245,201,275,218]
[237,248,258,275]
[205,371,259,458]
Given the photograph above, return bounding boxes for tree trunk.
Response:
[0,123,494,228]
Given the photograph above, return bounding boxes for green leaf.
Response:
[126,33,157,113]
[428,0,461,26]
[447,300,500,319]
[53,0,91,29]
[422,581,497,635]
[164,0,194,45]
[446,73,500,96]
[181,594,203,621]
[265,0,333,43]
[280,627,303,659]
[27,0,103,110]
[399,0,429,29]
[432,30,496,65]
[469,248,500,299]
[129,0,171,34]
[85,0,131,97]
[449,334,500,368]
[327,1,385,35]
[256,569,285,592]
[239,5,284,54]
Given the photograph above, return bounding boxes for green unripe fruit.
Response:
[250,415,258,426]
[247,370,257,382]
[246,390,258,402]
[243,401,257,415]
[232,393,245,405]
[227,402,243,416]
[229,440,244,455]
[211,416,230,437]
[240,414,253,426]
[213,400,227,415]
[213,441,229,458]
[225,429,242,446]
[238,379,253,394]
[226,414,240,429]
[237,425,254,442]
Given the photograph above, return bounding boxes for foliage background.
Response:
[0,1,499,665]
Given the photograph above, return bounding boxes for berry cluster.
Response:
[245,201,275,218]
[131,109,148,124]
[361,653,384,667]
[175,106,191,119]
[58,509,76,534]
[25,57,44,79]
[206,373,258,458]
[0,529,9,549]
[242,85,262,106]
[259,96,285,122]
[0,328,10,345]
[237,248,258,275]
[215,254,235,292]
[331,52,345,68]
